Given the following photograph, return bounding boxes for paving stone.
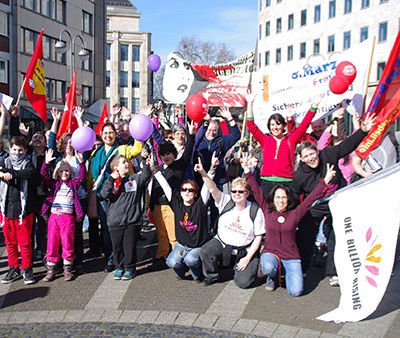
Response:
[272,324,300,337]
[231,318,259,334]
[7,311,29,323]
[81,309,104,322]
[45,310,67,322]
[193,313,219,328]
[25,310,50,323]
[252,321,279,337]
[174,312,199,326]
[0,311,11,323]
[212,315,239,331]
[117,310,141,323]
[100,309,123,322]
[63,310,86,322]
[136,310,160,323]
[154,311,179,325]
[295,327,322,337]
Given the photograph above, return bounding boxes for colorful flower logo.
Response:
[364,227,382,288]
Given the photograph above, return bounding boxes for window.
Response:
[106,18,110,31]
[287,45,293,61]
[120,71,128,87]
[22,0,65,22]
[301,9,307,26]
[0,60,7,83]
[277,0,282,3]
[266,0,271,6]
[276,48,281,64]
[56,0,65,23]
[132,71,140,88]
[23,29,36,54]
[379,22,388,42]
[120,44,129,61]
[106,43,111,60]
[300,42,306,59]
[41,0,50,17]
[258,53,261,69]
[313,38,320,54]
[343,31,351,50]
[377,62,386,80]
[360,26,368,42]
[265,51,270,65]
[106,70,110,87]
[288,14,294,30]
[328,35,335,52]
[45,79,54,101]
[0,11,8,36]
[329,0,336,18]
[361,0,370,8]
[259,24,262,40]
[132,98,139,113]
[344,0,352,14]
[55,80,65,103]
[120,97,128,107]
[82,11,92,35]
[380,0,388,3]
[81,51,92,71]
[43,36,51,60]
[276,18,282,33]
[314,5,321,23]
[82,85,92,107]
[265,21,270,36]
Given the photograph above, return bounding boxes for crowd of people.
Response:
[0,94,396,297]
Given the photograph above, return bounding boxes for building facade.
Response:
[106,0,152,113]
[0,0,10,96]
[257,0,398,124]
[5,0,105,128]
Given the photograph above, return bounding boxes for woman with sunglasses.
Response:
[241,154,336,296]
[152,154,218,282]
[195,158,265,289]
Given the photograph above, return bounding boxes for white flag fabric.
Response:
[317,163,400,322]
[252,38,374,132]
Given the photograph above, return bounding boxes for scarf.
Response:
[0,154,30,226]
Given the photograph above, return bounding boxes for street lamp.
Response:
[55,29,90,82]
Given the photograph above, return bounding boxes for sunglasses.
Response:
[181,187,196,193]
[231,190,247,194]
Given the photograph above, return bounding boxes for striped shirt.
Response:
[51,183,74,215]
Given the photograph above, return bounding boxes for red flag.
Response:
[356,32,400,160]
[95,103,109,135]
[56,70,78,140]
[23,29,47,123]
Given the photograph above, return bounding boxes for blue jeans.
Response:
[97,198,113,266]
[260,252,303,297]
[166,243,202,280]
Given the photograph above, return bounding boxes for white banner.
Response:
[252,38,374,133]
[317,163,400,322]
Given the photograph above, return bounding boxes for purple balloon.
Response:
[71,126,96,152]
[129,114,152,142]
[147,54,161,72]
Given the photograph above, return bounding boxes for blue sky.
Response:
[131,0,258,64]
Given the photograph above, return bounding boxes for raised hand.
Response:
[19,122,29,136]
[240,152,250,173]
[194,157,205,174]
[187,120,196,135]
[74,106,84,120]
[311,93,325,108]
[45,149,56,164]
[219,107,233,121]
[140,104,153,117]
[361,113,377,133]
[211,151,220,168]
[75,151,84,163]
[51,107,61,121]
[324,164,336,184]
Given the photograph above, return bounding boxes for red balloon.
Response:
[186,94,208,122]
[329,75,350,95]
[335,61,357,83]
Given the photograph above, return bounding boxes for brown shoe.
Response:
[63,265,74,282]
[43,267,56,282]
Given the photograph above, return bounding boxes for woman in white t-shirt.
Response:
[195,158,265,288]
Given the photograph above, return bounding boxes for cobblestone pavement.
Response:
[0,229,399,337]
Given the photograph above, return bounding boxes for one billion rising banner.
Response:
[317,163,400,323]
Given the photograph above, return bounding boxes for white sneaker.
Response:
[329,276,340,286]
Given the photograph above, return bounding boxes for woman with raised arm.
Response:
[246,92,324,197]
[241,154,336,296]
[196,158,265,289]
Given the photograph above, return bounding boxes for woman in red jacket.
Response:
[246,93,324,197]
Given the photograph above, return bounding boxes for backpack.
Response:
[210,199,260,237]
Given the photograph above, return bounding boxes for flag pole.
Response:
[14,78,27,108]
[362,36,376,115]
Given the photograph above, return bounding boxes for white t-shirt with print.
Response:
[216,193,265,247]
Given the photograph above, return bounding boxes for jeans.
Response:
[97,198,113,266]
[166,243,202,280]
[260,252,303,297]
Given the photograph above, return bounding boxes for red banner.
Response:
[23,29,47,123]
[56,70,78,140]
[356,32,400,159]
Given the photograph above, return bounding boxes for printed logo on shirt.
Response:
[124,180,137,192]
[179,212,198,231]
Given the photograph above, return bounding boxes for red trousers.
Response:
[2,214,34,270]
